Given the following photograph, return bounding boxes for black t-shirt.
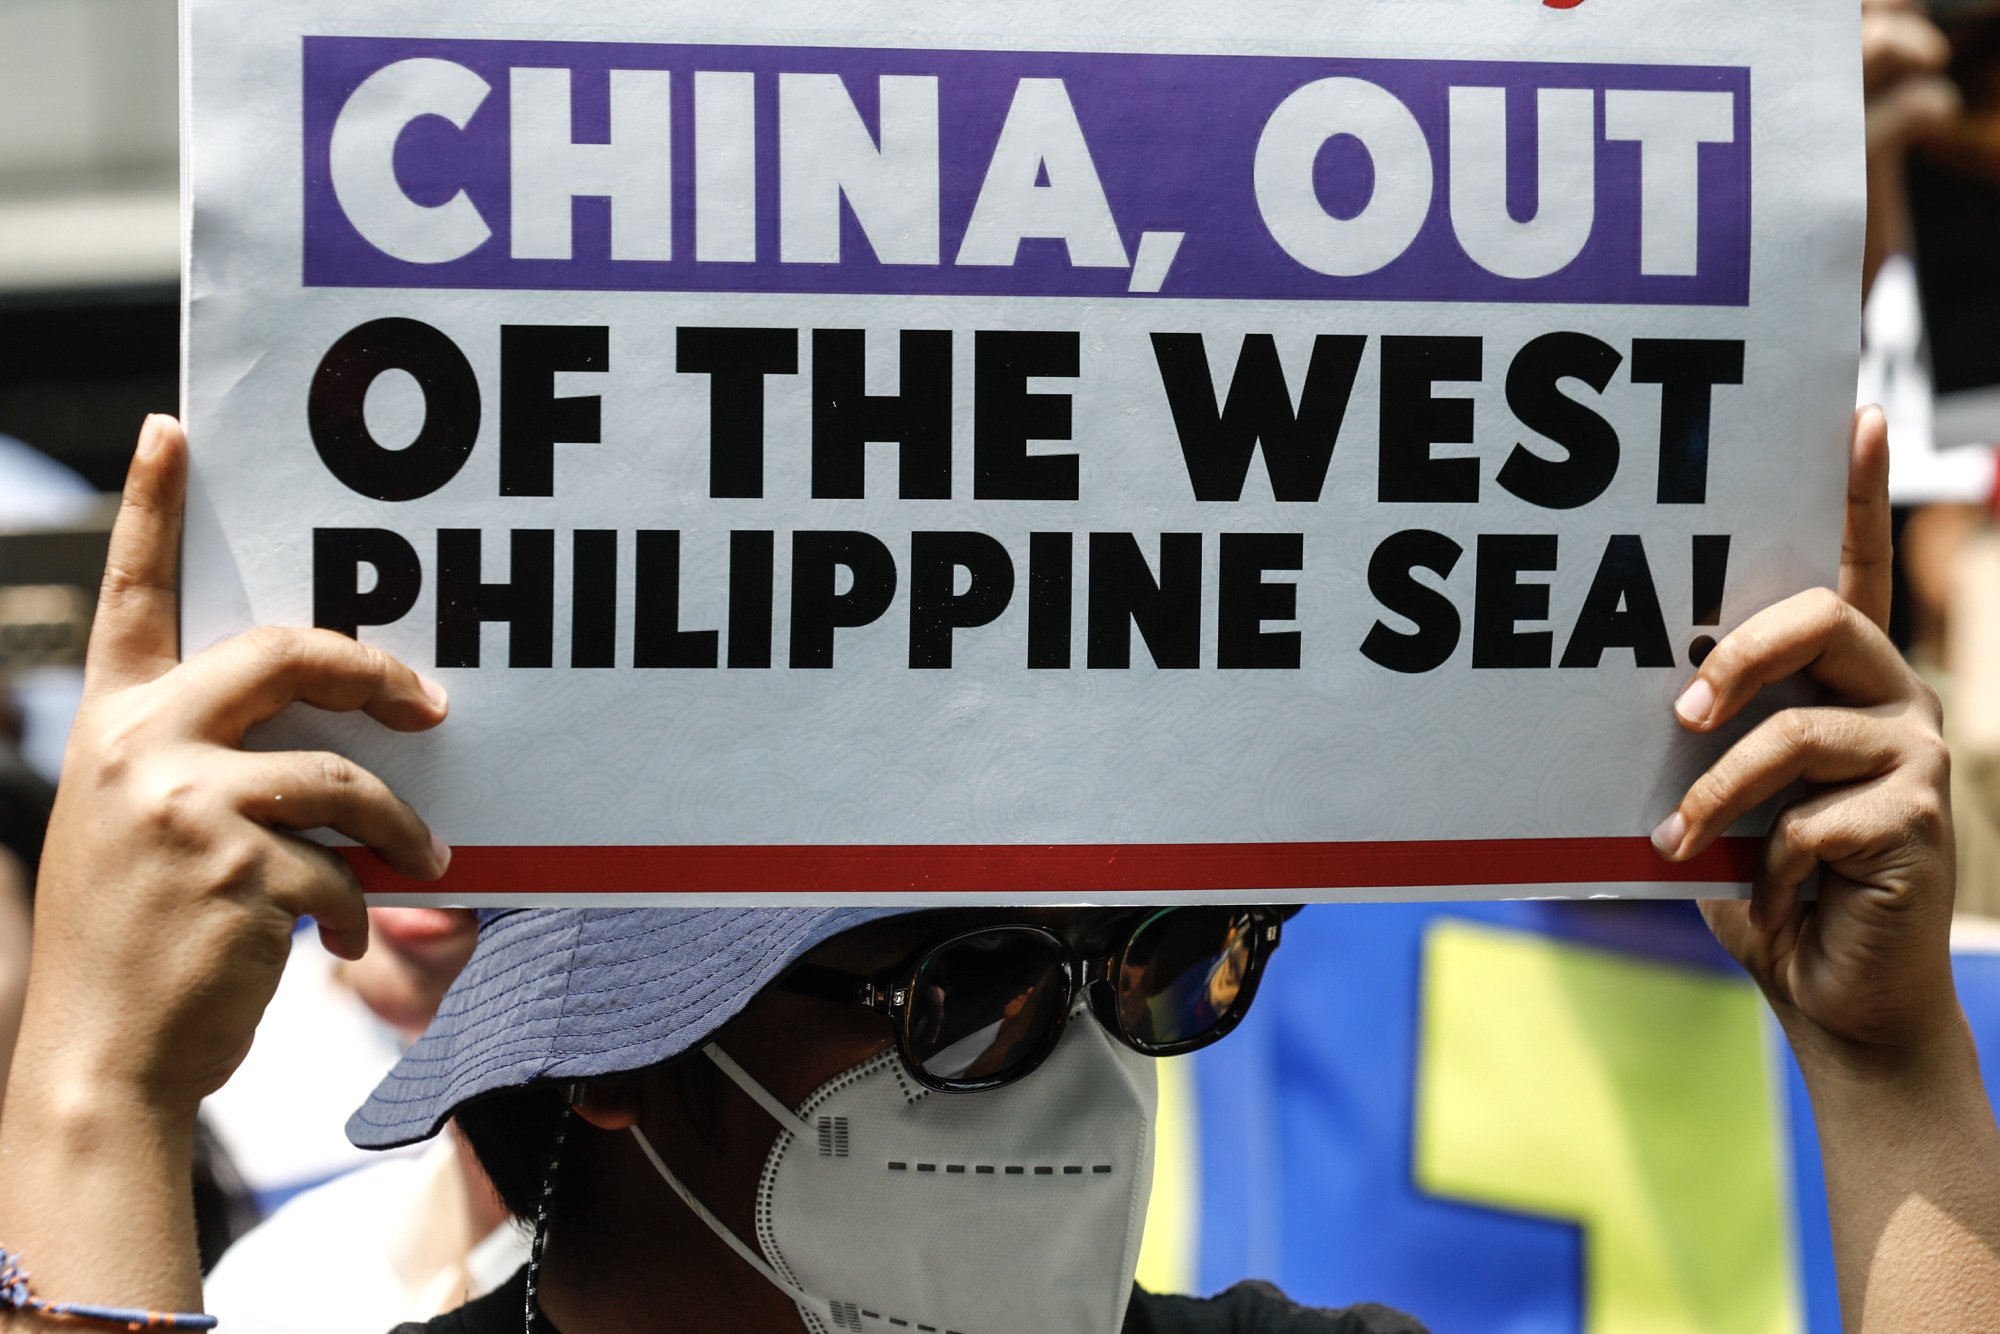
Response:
[393,1267,1430,1334]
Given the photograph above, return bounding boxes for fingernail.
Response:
[419,675,449,711]
[136,414,165,459]
[1674,678,1715,727]
[1650,811,1687,858]
[430,832,453,876]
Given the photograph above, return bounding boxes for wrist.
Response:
[4,1063,199,1155]
[0,1056,207,1326]
[7,964,220,1129]
[1785,1004,1984,1111]
[5,1023,201,1150]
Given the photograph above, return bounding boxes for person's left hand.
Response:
[1654,407,1960,1060]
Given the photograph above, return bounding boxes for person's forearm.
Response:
[1795,1010,2000,1332]
[0,1018,204,1329]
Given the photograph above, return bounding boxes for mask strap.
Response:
[701,1042,815,1140]
[628,1123,827,1318]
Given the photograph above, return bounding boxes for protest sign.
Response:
[180,0,1863,904]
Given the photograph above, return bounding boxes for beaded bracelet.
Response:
[0,1249,217,1330]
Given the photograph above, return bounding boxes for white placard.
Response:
[181,0,1863,904]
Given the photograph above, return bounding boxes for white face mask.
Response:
[632,1005,1158,1334]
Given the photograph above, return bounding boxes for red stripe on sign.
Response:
[340,837,1759,895]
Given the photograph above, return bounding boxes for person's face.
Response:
[594,907,1140,1144]
[568,908,1136,1263]
[549,908,1161,1330]
[712,907,1130,1108]
[335,906,480,1040]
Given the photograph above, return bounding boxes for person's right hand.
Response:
[19,415,450,1120]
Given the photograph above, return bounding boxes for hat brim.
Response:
[346,906,911,1150]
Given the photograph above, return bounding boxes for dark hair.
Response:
[456,1083,574,1222]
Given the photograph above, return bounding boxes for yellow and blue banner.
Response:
[1139,901,2000,1333]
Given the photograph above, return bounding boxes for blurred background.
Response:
[0,0,177,484]
[7,3,2000,1333]
[0,0,177,783]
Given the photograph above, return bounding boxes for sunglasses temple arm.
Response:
[777,961,875,1006]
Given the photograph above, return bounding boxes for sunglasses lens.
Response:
[906,929,1070,1085]
[1116,908,1259,1050]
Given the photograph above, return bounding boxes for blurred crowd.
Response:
[1862,0,2000,913]
[1,2,1999,1331]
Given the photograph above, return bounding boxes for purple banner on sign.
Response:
[301,37,1751,306]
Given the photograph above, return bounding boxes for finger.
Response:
[317,916,371,964]
[85,416,188,695]
[1863,10,1952,94]
[1700,893,1810,983]
[1654,707,1905,860]
[1867,75,1962,150]
[261,834,371,961]
[1749,774,1951,962]
[1842,406,1895,633]
[177,626,448,743]
[1757,826,1815,932]
[1698,897,1750,955]
[1756,782,1890,922]
[230,750,448,881]
[1670,587,1915,732]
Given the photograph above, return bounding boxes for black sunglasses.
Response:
[778,906,1285,1092]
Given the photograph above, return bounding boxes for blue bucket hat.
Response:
[346,906,912,1150]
